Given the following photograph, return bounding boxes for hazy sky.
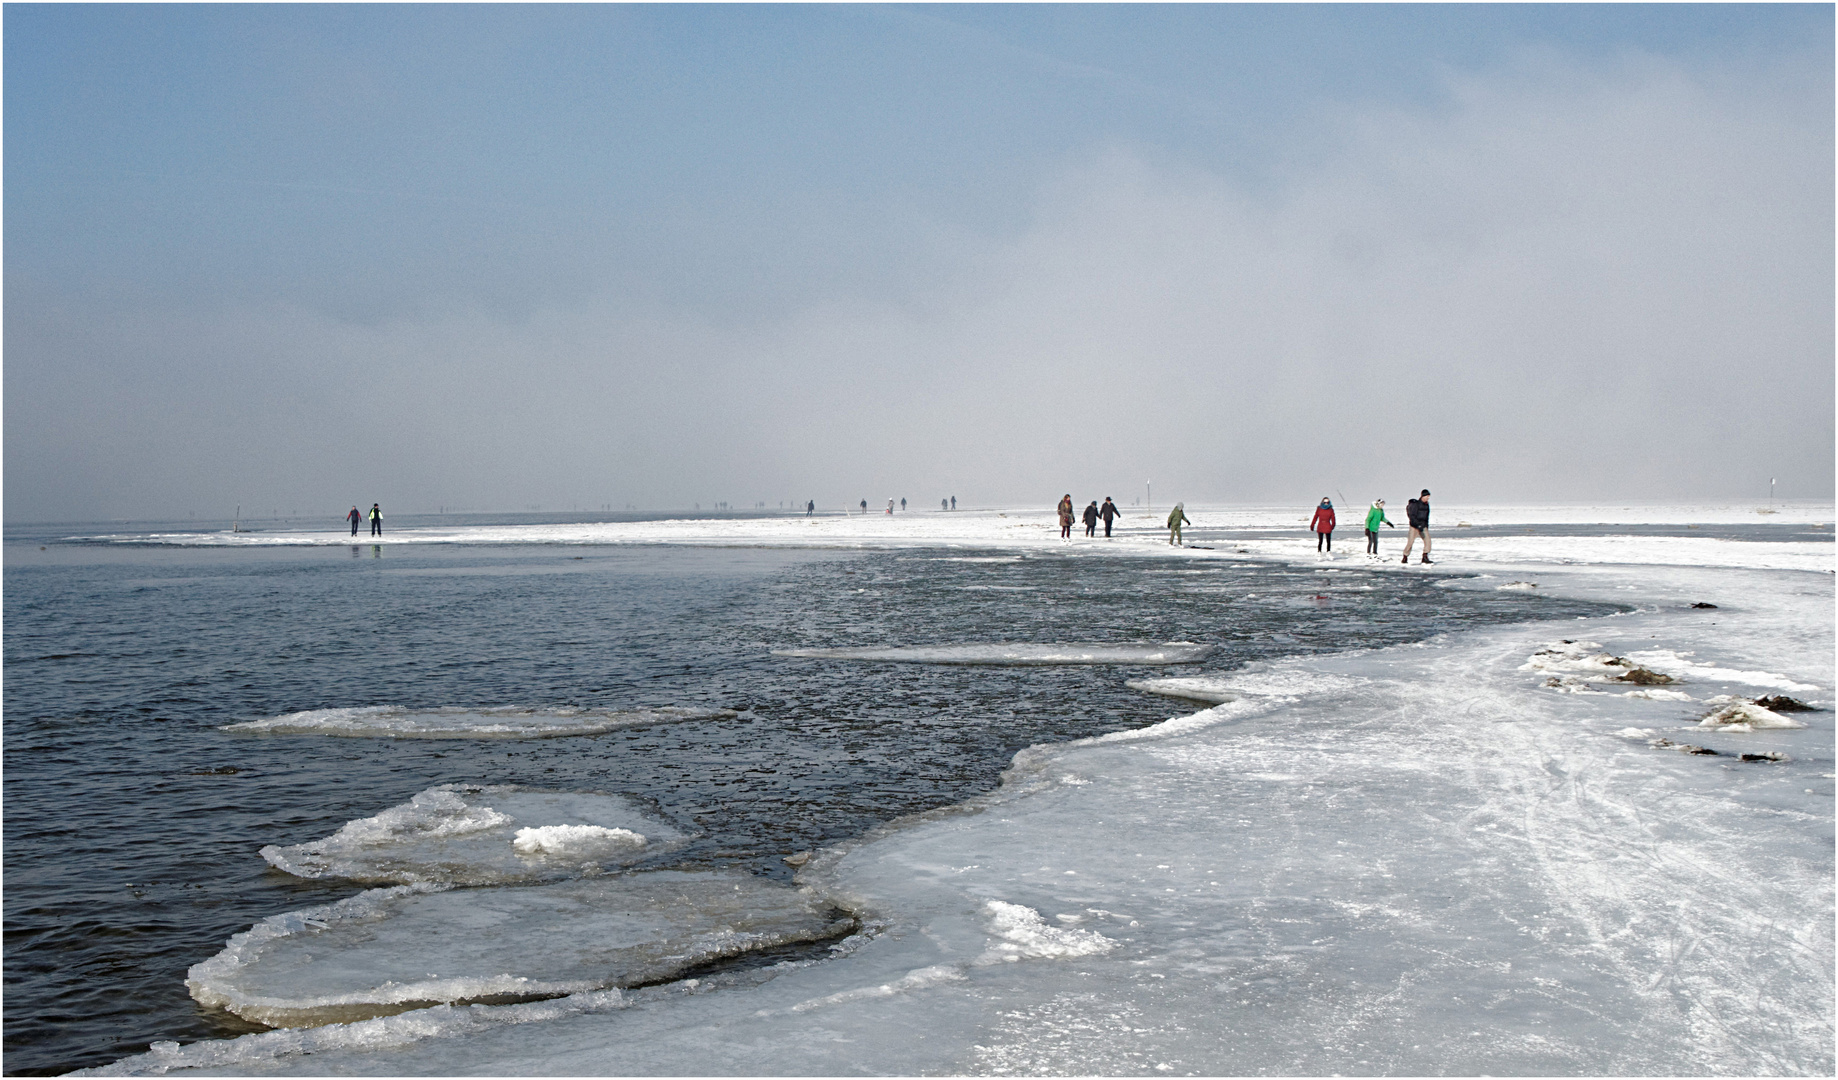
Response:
[6,5,1832,522]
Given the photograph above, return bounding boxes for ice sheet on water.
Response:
[223,704,733,738]
[260,785,684,885]
[79,990,632,1077]
[186,870,852,1028]
[771,643,1212,665]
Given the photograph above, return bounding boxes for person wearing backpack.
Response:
[1402,490,1432,564]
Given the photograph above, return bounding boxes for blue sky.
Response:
[6,5,1832,521]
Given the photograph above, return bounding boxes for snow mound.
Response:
[186,871,852,1028]
[772,643,1212,666]
[1622,688,1694,701]
[1496,581,1538,591]
[1542,676,1607,695]
[1624,650,1822,692]
[1696,698,1809,731]
[511,825,645,856]
[1521,641,1627,678]
[260,785,681,885]
[979,901,1117,964]
[224,704,734,739]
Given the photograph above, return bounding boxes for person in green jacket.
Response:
[1166,503,1190,546]
[1364,498,1395,555]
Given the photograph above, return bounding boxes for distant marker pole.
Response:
[1147,481,1152,512]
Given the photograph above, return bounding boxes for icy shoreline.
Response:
[84,513,1833,1077]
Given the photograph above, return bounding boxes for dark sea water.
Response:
[3,528,1622,1074]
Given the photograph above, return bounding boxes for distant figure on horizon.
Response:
[1057,494,1075,539]
[900,498,906,512]
[886,498,894,515]
[1365,498,1395,556]
[1311,497,1336,553]
[1403,490,1432,564]
[941,498,948,511]
[1082,501,1099,537]
[950,496,956,510]
[1166,503,1189,546]
[369,503,383,537]
[347,506,361,536]
[807,500,814,517]
[860,499,867,514]
[1100,496,1121,538]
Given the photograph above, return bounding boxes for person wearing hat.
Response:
[1099,496,1122,538]
[1402,490,1432,564]
[1166,502,1190,546]
[1310,497,1336,553]
[1364,498,1395,555]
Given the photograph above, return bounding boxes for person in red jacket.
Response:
[1310,497,1336,553]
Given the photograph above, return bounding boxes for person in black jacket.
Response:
[1099,497,1122,537]
[1402,490,1431,564]
[346,506,362,535]
[1082,501,1100,537]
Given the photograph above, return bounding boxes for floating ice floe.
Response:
[1695,697,1809,731]
[224,705,734,739]
[1496,581,1538,591]
[1126,669,1362,704]
[187,870,853,1028]
[261,785,683,885]
[978,901,1116,964]
[82,988,632,1077]
[771,643,1211,665]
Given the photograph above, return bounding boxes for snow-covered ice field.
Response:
[84,505,1833,1076]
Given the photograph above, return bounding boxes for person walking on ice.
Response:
[346,506,362,536]
[1310,497,1336,553]
[1402,489,1432,564]
[1100,496,1122,537]
[1082,500,1100,537]
[368,503,383,537]
[1166,503,1190,546]
[1364,498,1395,556]
[1057,494,1075,539]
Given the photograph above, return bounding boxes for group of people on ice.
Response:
[1309,490,1433,563]
[346,504,383,536]
[1052,489,1435,564]
[1056,495,1128,538]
